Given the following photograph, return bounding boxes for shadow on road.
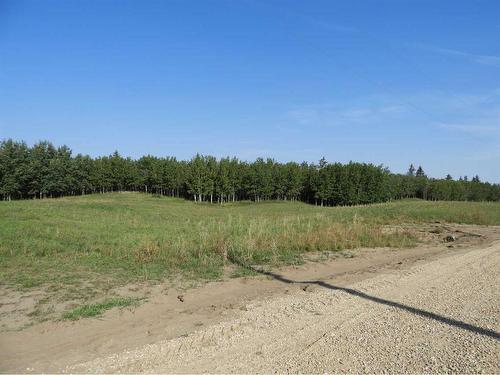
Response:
[231,259,500,341]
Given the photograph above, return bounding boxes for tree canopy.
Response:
[1,139,499,204]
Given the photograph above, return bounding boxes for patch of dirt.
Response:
[1,224,498,372]
[0,290,38,330]
[0,280,125,332]
[383,222,489,247]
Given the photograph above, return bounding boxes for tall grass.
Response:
[0,193,498,295]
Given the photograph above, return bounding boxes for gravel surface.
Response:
[70,241,500,373]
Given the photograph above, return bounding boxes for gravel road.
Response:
[71,241,500,373]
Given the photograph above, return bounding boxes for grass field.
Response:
[1,193,499,306]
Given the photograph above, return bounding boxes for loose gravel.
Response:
[70,241,500,373]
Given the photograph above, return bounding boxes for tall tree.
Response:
[416,166,425,177]
[407,164,416,176]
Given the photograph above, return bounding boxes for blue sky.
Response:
[1,0,499,182]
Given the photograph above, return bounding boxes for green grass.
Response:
[61,297,140,320]
[1,193,499,301]
[230,266,260,278]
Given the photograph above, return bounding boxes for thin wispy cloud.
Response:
[437,123,500,136]
[464,147,500,162]
[299,16,356,33]
[247,0,356,34]
[287,88,500,127]
[285,99,408,128]
[285,108,320,125]
[414,43,500,68]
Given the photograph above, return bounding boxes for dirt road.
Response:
[2,225,499,373]
[71,238,500,373]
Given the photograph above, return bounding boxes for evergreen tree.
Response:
[416,166,425,177]
[407,164,416,176]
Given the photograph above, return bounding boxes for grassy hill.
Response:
[1,192,499,303]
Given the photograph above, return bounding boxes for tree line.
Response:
[1,139,499,204]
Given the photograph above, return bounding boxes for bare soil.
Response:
[1,223,499,373]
